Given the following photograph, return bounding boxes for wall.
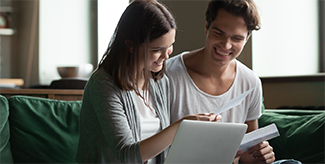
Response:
[0,0,14,78]
[11,0,39,86]
[262,77,324,109]
[39,0,92,85]
[9,0,97,87]
[253,0,319,77]
[160,0,208,56]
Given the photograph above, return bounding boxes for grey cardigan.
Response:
[76,68,170,163]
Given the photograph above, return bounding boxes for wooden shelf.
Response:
[0,28,14,35]
[0,88,84,101]
[0,78,24,87]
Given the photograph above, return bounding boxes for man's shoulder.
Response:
[166,53,183,66]
[166,52,188,74]
[236,60,259,79]
[235,60,261,87]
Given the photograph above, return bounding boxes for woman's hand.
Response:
[181,113,222,122]
[139,113,221,162]
[246,141,275,163]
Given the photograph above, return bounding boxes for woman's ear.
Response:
[124,39,133,53]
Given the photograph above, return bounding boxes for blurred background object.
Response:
[0,78,24,88]
[49,63,93,89]
[57,63,93,79]
[0,12,9,28]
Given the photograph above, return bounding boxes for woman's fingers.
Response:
[184,113,222,122]
[215,114,222,122]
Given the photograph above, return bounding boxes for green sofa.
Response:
[259,109,325,164]
[0,95,324,163]
[0,95,81,163]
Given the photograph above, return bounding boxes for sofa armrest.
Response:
[258,109,325,163]
[0,94,13,163]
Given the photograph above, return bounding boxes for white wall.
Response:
[39,0,91,85]
[97,0,128,62]
[252,0,319,77]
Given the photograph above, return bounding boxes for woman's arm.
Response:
[83,72,144,163]
[139,113,221,162]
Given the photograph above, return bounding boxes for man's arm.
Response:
[239,119,275,163]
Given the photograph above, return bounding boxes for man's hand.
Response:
[246,141,275,163]
[233,150,243,164]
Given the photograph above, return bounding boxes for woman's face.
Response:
[139,29,176,73]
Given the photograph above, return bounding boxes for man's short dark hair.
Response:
[205,0,261,36]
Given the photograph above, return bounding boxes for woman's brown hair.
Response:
[98,0,176,103]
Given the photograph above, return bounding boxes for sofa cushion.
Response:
[0,95,13,163]
[8,95,82,163]
[259,109,325,163]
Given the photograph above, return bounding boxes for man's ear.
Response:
[205,21,209,35]
[245,33,252,44]
[247,33,252,40]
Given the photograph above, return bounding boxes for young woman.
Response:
[76,0,220,163]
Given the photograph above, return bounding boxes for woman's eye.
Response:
[152,49,161,52]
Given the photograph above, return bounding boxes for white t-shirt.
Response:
[132,90,160,164]
[166,52,262,124]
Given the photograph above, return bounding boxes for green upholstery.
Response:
[0,95,13,163]
[8,96,82,163]
[258,109,325,164]
[3,94,324,163]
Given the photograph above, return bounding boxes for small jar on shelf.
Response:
[0,6,14,35]
[0,12,9,28]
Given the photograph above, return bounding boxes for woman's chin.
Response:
[151,69,161,73]
[150,66,163,73]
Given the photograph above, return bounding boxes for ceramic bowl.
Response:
[57,63,93,78]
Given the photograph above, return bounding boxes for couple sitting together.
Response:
[76,0,298,164]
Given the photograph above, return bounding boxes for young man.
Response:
[166,0,275,163]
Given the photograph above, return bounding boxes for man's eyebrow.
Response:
[211,26,246,38]
[211,26,224,33]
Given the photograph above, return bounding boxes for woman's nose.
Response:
[163,46,173,59]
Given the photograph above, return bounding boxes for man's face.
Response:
[205,9,248,67]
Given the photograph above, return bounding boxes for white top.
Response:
[166,52,262,124]
[133,90,160,164]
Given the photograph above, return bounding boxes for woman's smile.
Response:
[154,61,164,66]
